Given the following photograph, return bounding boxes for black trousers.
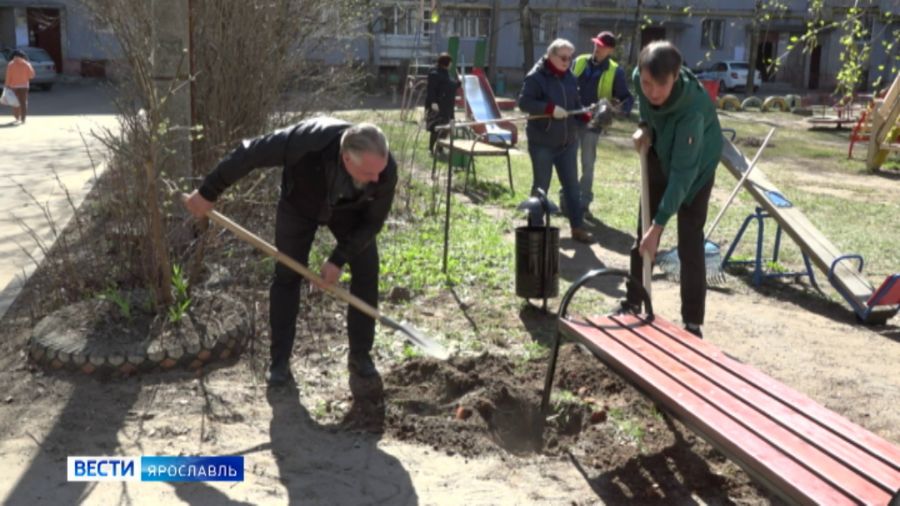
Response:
[627,149,715,325]
[427,110,451,153]
[269,199,379,367]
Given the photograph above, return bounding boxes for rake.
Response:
[656,127,775,284]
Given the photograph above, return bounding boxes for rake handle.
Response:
[705,127,776,241]
[436,104,596,131]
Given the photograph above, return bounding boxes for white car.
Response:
[1,47,57,90]
[696,61,761,92]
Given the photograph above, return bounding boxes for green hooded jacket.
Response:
[632,67,722,226]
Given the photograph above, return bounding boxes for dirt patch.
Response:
[382,345,773,502]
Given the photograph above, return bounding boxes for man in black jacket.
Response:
[184,118,397,386]
[425,52,460,153]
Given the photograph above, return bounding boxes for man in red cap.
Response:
[570,31,634,220]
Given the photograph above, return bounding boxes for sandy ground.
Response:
[0,218,896,505]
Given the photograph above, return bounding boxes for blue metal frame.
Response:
[826,254,869,320]
[722,207,819,289]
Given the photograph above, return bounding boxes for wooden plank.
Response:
[587,316,892,502]
[599,315,900,494]
[720,140,875,306]
[868,74,900,168]
[559,317,859,505]
[645,315,900,470]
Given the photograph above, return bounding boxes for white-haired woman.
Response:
[518,38,593,243]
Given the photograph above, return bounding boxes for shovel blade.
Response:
[379,315,449,360]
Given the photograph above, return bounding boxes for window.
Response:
[532,12,558,44]
[701,19,724,49]
[445,8,490,38]
[377,5,432,36]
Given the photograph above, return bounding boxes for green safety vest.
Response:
[572,55,617,101]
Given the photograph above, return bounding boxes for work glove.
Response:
[430,103,439,112]
[551,105,567,120]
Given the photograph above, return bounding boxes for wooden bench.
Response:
[431,136,514,195]
[541,269,900,505]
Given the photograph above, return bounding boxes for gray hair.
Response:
[546,38,575,57]
[340,123,389,162]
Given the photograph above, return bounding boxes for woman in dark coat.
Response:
[518,39,593,243]
[425,53,460,153]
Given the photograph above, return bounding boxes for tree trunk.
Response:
[487,0,500,82]
[520,0,534,73]
[151,0,192,182]
[745,1,761,94]
[628,0,643,69]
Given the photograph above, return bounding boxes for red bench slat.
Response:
[560,316,898,505]
[647,315,900,471]
[600,314,900,493]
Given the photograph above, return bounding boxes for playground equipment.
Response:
[718,94,743,111]
[761,96,789,112]
[849,99,900,160]
[461,71,518,145]
[719,138,900,324]
[864,73,900,171]
[806,95,860,129]
[456,37,518,146]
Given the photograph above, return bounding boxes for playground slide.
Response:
[720,138,899,324]
[461,69,518,146]
[866,73,900,171]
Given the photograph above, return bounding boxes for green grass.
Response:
[608,406,647,448]
[326,107,898,350]
[378,182,513,294]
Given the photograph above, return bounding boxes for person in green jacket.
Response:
[623,41,723,338]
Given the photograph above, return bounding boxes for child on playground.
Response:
[623,41,723,338]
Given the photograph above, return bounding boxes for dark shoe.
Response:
[266,361,294,386]
[571,227,594,244]
[348,352,378,378]
[684,324,703,339]
[614,300,641,315]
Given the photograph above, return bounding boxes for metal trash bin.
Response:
[515,190,559,310]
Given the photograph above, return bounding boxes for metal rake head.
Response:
[655,244,728,286]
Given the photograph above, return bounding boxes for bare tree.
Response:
[520,0,535,73]
[80,0,368,312]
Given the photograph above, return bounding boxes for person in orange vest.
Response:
[4,50,35,124]
[570,32,634,220]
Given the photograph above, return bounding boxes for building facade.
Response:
[352,0,898,92]
[0,0,117,75]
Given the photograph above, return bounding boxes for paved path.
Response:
[0,80,118,319]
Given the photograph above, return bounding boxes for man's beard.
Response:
[352,178,368,190]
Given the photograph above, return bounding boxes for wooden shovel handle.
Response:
[632,127,653,299]
[201,203,380,321]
